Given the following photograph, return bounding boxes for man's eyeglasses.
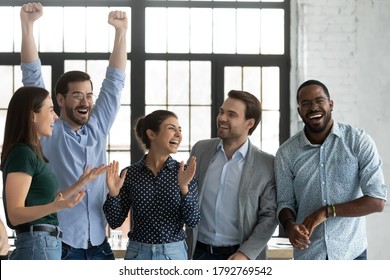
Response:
[65,92,96,102]
[298,97,329,109]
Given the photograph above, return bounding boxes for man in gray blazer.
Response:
[187,90,277,260]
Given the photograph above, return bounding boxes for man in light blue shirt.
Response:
[275,80,387,260]
[20,3,128,259]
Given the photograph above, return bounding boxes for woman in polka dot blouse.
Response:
[103,110,200,260]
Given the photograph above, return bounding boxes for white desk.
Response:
[110,237,293,260]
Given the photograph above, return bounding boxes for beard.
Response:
[302,112,332,134]
[65,106,90,127]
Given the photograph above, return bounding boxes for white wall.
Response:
[290,0,390,259]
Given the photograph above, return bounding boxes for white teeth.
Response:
[309,114,322,119]
[170,140,179,144]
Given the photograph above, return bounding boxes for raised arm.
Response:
[107,10,128,72]
[20,2,42,63]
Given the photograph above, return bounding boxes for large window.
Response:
[0,0,290,238]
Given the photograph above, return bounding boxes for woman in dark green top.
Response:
[1,87,107,259]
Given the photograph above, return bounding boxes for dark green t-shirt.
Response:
[2,144,59,229]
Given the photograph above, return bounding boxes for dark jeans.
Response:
[354,249,367,260]
[61,238,115,260]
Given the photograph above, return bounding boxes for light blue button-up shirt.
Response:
[198,139,248,246]
[22,59,125,249]
[275,122,387,259]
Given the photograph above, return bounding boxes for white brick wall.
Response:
[291,0,390,259]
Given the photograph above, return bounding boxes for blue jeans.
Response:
[125,240,188,260]
[61,238,115,260]
[10,225,62,260]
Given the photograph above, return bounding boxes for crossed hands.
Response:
[287,208,327,250]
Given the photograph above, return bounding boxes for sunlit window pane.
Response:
[87,7,109,52]
[261,111,280,155]
[64,60,87,72]
[224,67,242,96]
[190,8,212,53]
[249,124,262,149]
[14,67,23,90]
[190,61,211,105]
[145,105,168,115]
[168,61,189,105]
[64,8,86,52]
[0,111,7,148]
[121,63,131,105]
[145,8,167,53]
[213,9,236,54]
[167,8,189,53]
[262,67,280,110]
[107,151,131,172]
[41,66,52,94]
[109,106,131,151]
[0,8,13,52]
[145,61,167,105]
[237,9,260,54]
[0,66,14,108]
[87,60,107,98]
[13,7,22,53]
[40,7,63,52]
[243,67,261,97]
[191,107,211,143]
[261,9,284,54]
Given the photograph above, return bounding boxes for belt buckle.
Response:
[208,245,214,254]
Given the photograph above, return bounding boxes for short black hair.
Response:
[296,80,330,103]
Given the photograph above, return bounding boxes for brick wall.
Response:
[290,0,390,259]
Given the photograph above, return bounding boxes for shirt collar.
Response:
[61,119,86,135]
[300,121,341,147]
[216,138,249,159]
[140,154,176,171]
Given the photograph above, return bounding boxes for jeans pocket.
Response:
[124,247,140,260]
[99,240,115,259]
[44,235,60,249]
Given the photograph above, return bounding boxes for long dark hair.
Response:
[1,87,50,170]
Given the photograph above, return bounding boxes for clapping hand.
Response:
[106,160,127,197]
[178,156,197,196]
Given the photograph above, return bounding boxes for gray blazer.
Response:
[186,138,278,260]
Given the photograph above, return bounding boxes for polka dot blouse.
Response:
[103,155,200,244]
